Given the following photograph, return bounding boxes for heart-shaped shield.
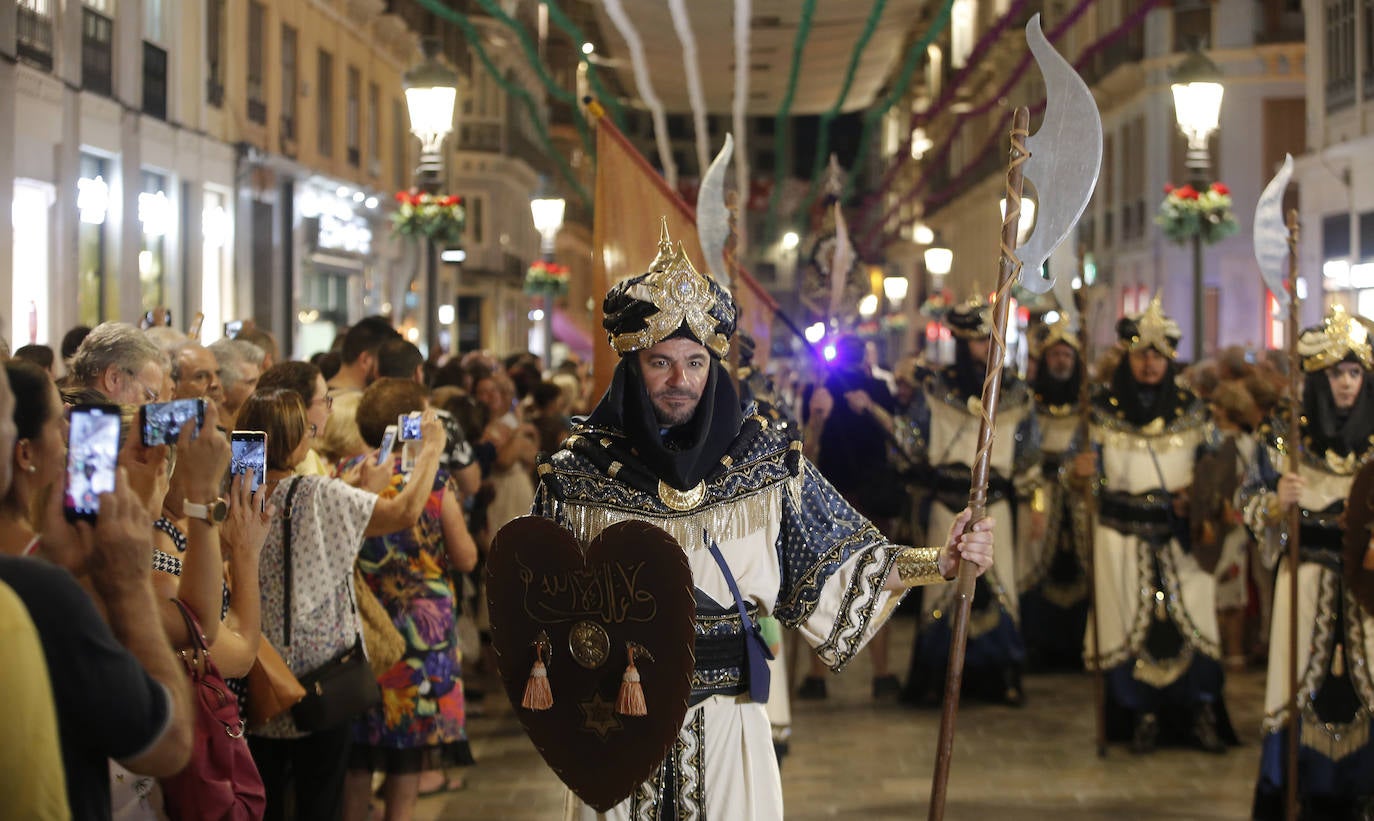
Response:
[487,516,696,812]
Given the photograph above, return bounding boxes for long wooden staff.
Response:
[1073,288,1108,758]
[927,106,1029,821]
[1283,209,1302,821]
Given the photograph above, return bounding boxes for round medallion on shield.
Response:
[569,620,611,669]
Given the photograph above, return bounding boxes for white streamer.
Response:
[602,0,678,188]
[667,0,711,178]
[732,0,752,256]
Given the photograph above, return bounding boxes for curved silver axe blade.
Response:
[1015,14,1103,294]
[1253,153,1294,311]
[697,133,734,289]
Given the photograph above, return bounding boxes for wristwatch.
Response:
[183,497,229,524]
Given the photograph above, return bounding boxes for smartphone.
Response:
[224,320,243,339]
[230,431,267,492]
[187,312,205,341]
[64,404,122,522]
[140,398,206,447]
[376,424,399,466]
[398,412,422,440]
[401,440,418,474]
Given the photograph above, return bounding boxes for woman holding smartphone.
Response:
[239,389,445,821]
[341,378,479,821]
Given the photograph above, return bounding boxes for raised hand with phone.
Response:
[146,403,232,651]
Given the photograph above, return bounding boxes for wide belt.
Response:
[1098,489,1173,542]
[931,464,1014,510]
[689,602,759,707]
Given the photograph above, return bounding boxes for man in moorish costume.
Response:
[1243,305,1374,819]
[1018,315,1091,670]
[1070,295,1234,755]
[899,297,1039,708]
[530,223,995,820]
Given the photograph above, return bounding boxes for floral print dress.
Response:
[349,458,473,771]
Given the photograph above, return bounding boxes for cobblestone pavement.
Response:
[414,615,1264,820]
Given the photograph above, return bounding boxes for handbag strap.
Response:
[169,598,210,680]
[281,477,303,646]
[704,533,774,704]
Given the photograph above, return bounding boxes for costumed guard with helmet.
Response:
[1069,295,1236,754]
[899,297,1039,707]
[1018,315,1091,670]
[1243,305,1374,819]
[501,222,995,819]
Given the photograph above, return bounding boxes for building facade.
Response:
[1295,0,1374,329]
[4,0,571,362]
[879,0,1306,359]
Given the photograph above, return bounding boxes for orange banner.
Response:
[591,110,776,398]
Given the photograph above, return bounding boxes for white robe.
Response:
[1247,452,1374,757]
[539,454,906,821]
[1084,414,1221,677]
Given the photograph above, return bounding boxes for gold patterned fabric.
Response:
[894,547,947,587]
[604,219,737,359]
[1117,294,1181,358]
[1297,304,1374,373]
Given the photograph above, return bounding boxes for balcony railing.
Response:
[17,6,54,72]
[142,42,168,120]
[458,122,502,153]
[82,8,114,98]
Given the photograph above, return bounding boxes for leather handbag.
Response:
[278,477,382,732]
[244,478,307,731]
[160,599,267,821]
[354,566,405,677]
[244,638,305,731]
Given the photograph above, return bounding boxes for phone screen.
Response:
[230,431,267,492]
[65,404,121,521]
[224,320,243,339]
[377,425,398,466]
[141,398,205,446]
[399,413,422,440]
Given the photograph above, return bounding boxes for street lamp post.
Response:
[1171,45,1224,362]
[530,197,566,369]
[924,243,954,364]
[404,37,460,359]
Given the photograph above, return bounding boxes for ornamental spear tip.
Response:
[1014,14,1103,296]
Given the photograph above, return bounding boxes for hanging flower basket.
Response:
[524,260,571,298]
[391,191,466,247]
[1156,182,1238,246]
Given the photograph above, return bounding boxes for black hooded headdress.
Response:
[1297,306,1374,456]
[583,222,743,491]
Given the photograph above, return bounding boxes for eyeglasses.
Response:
[312,395,334,410]
[123,369,160,403]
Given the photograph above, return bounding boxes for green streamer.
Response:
[540,0,627,131]
[842,0,955,212]
[800,0,888,208]
[414,0,589,206]
[761,0,819,243]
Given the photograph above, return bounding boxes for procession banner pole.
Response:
[1283,209,1302,821]
[926,18,1102,819]
[1073,287,1108,759]
[1252,157,1300,821]
[926,106,1029,821]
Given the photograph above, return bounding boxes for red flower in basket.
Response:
[1174,185,1199,200]
[1163,183,1175,194]
[1210,182,1230,196]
